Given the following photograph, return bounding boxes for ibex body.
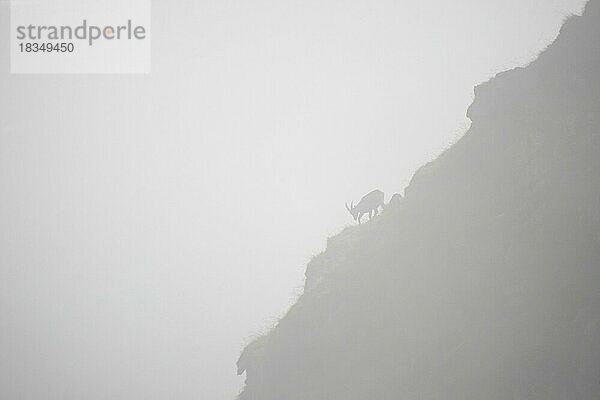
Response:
[346,189,385,224]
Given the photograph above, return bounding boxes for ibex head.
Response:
[345,201,359,222]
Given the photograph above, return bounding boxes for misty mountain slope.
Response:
[237,1,600,399]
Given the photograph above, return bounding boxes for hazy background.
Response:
[0,1,588,399]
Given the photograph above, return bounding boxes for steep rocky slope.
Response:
[237,1,600,398]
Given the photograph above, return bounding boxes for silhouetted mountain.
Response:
[237,1,600,398]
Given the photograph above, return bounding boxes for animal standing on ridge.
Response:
[345,189,385,224]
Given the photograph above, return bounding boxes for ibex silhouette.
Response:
[345,189,385,224]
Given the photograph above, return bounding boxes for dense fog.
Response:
[0,1,588,398]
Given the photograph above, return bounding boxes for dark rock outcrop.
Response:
[237,1,600,398]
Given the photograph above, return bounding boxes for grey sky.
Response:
[0,0,588,399]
